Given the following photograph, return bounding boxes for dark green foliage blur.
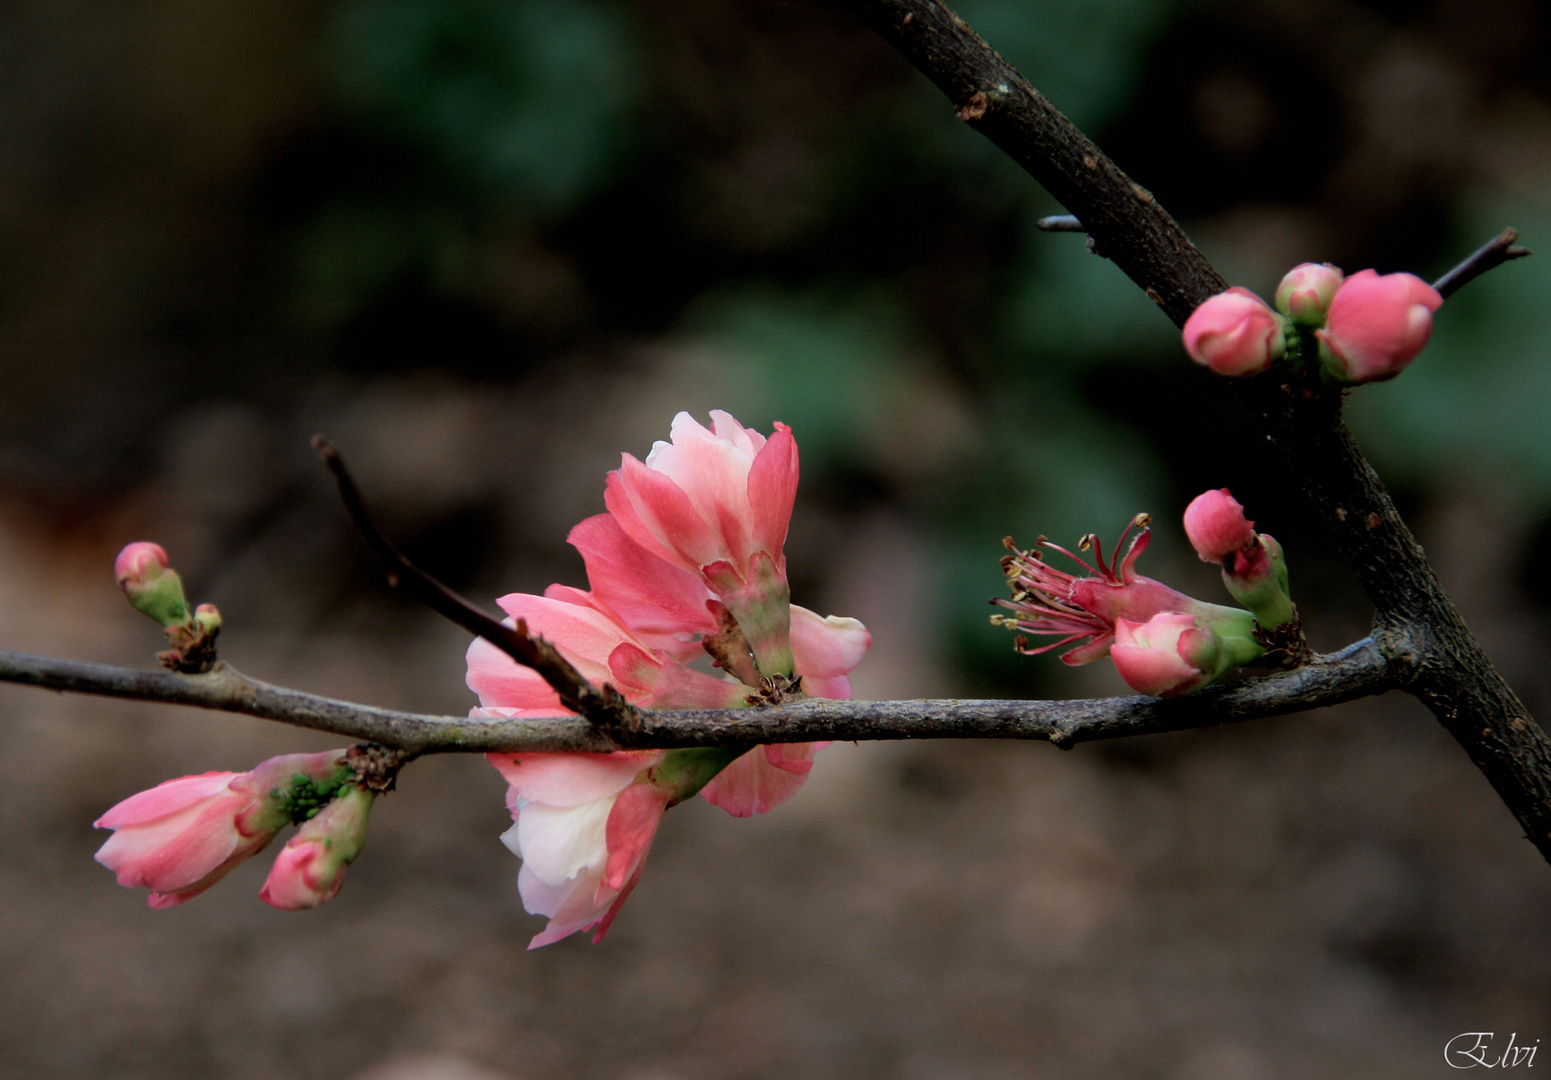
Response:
[2,0,1548,693]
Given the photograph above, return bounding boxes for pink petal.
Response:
[94,793,250,892]
[747,422,798,561]
[605,454,719,572]
[94,772,240,829]
[515,798,615,885]
[607,643,750,709]
[801,674,852,699]
[465,636,567,713]
[699,744,820,817]
[649,419,757,566]
[789,605,870,679]
[485,751,661,809]
[708,409,762,456]
[590,860,648,944]
[568,513,717,648]
[602,783,670,891]
[1110,643,1201,697]
[492,593,637,684]
[518,862,611,949]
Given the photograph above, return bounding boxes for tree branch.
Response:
[838,0,1551,862]
[312,436,641,738]
[0,640,1395,756]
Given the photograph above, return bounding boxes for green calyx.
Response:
[652,747,746,805]
[124,570,192,629]
[1222,535,1296,630]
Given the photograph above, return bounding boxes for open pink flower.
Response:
[994,516,1264,695]
[1110,611,1220,697]
[1316,269,1443,383]
[486,751,669,948]
[1182,287,1287,377]
[471,412,870,942]
[93,751,348,908]
[604,411,800,675]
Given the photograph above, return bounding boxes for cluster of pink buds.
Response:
[1182,262,1443,385]
[468,410,869,946]
[94,750,371,910]
[1183,488,1296,631]
[993,513,1265,697]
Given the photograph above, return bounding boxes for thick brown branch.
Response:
[836,0,1551,862]
[0,641,1395,755]
[312,436,640,737]
[844,0,1227,322]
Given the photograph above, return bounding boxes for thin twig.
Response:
[1432,227,1531,299]
[312,436,640,737]
[0,640,1397,755]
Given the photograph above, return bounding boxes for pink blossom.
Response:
[604,410,798,582]
[994,517,1264,693]
[604,411,799,675]
[471,413,870,942]
[486,751,669,948]
[1182,288,1287,377]
[94,772,264,908]
[260,786,373,911]
[1316,269,1443,383]
[1274,262,1343,325]
[1183,489,1255,564]
[95,751,350,907]
[1110,612,1219,697]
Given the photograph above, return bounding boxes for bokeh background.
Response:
[2,0,1550,1076]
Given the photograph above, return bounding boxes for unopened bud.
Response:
[1316,270,1443,383]
[259,785,373,910]
[114,541,191,628]
[193,603,222,635]
[1274,263,1343,326]
[1183,489,1255,564]
[1182,288,1288,377]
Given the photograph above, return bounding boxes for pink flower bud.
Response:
[1274,263,1343,325]
[260,786,373,911]
[1182,288,1287,377]
[1183,489,1255,564]
[114,541,169,587]
[1315,269,1443,383]
[94,750,350,907]
[1110,612,1219,698]
[114,541,192,628]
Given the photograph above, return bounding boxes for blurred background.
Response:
[2,0,1550,1075]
